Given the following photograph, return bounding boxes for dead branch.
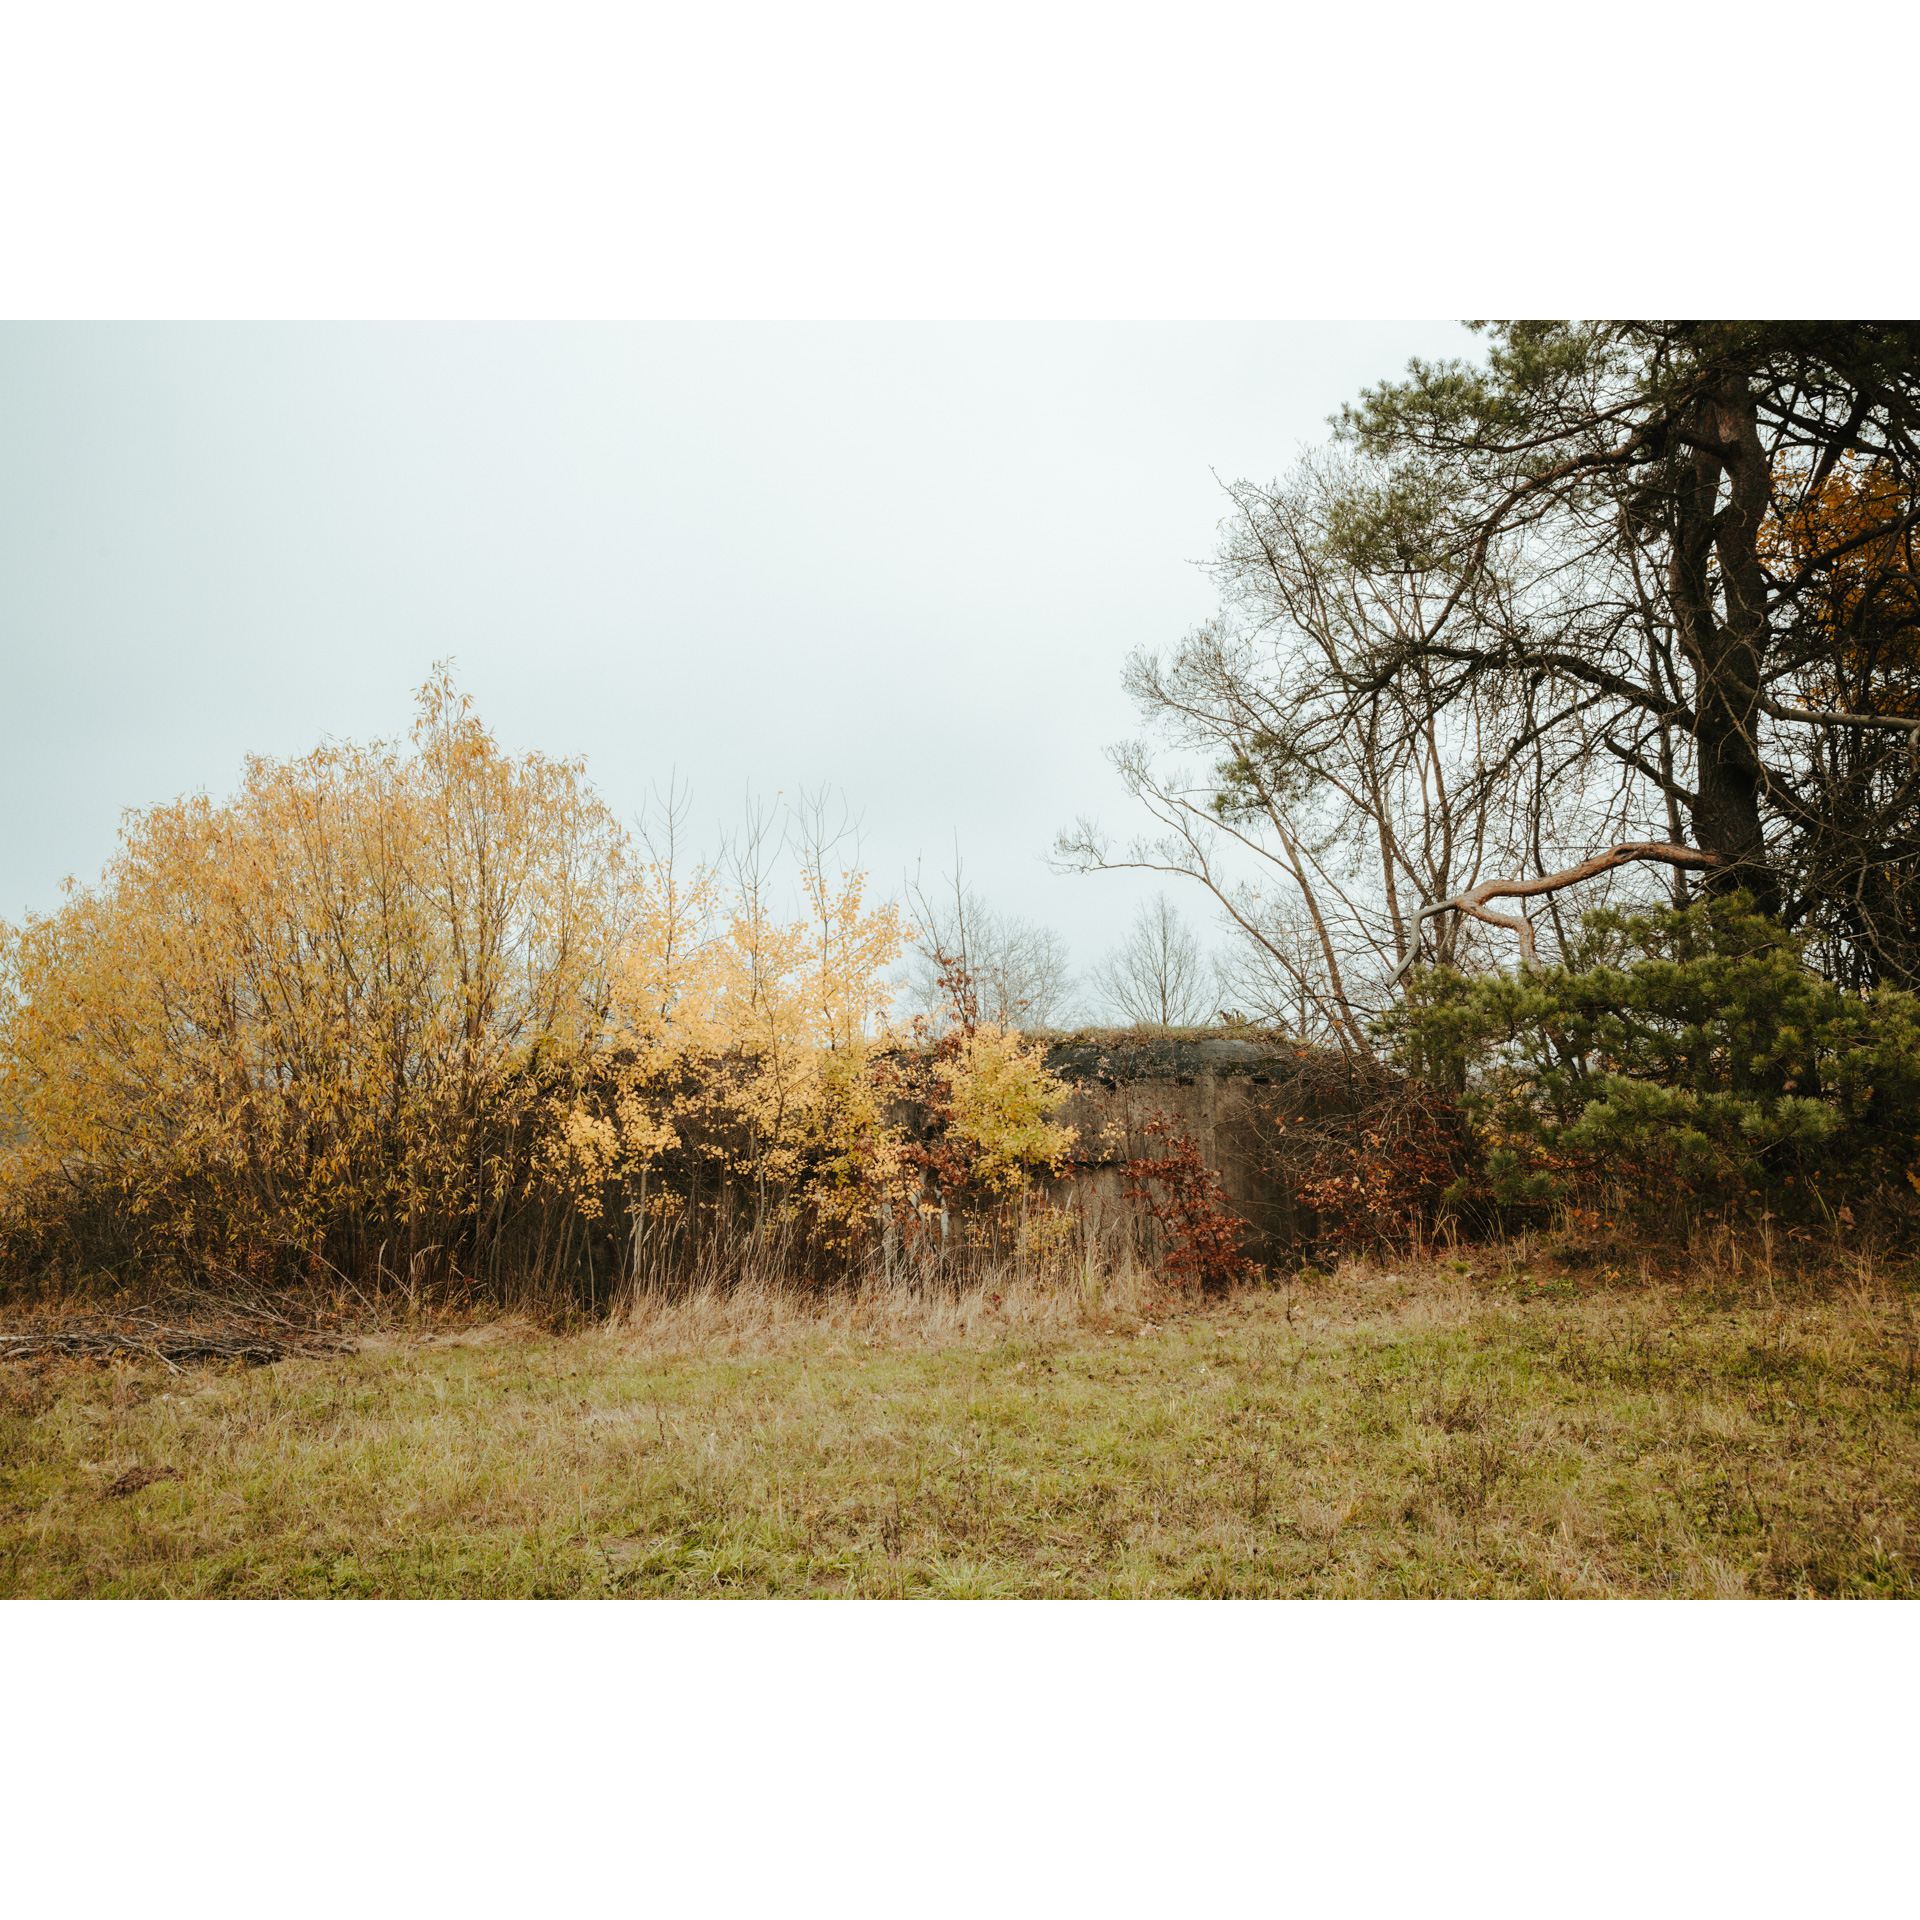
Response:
[1391,842,1726,987]
[0,1326,355,1368]
[1749,690,1920,750]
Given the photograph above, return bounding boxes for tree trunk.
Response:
[1672,375,1775,908]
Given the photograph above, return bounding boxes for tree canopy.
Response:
[1061,322,1920,1044]
[1340,322,1920,983]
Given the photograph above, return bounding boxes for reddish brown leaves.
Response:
[1123,1116,1254,1291]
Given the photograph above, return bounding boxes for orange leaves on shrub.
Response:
[1123,1115,1252,1290]
[1293,1086,1481,1256]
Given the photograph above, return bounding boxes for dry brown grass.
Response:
[4,1234,1917,1598]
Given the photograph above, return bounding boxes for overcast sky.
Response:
[0,321,1472,1006]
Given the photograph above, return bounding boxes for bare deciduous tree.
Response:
[1055,449,1577,1054]
[1209,906,1352,1045]
[1091,892,1214,1027]
[902,855,1077,1031]
[1062,323,1920,1029]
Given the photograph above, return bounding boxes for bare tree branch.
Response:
[1392,842,1726,985]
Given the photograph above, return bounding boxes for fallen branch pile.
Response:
[0,1292,356,1372]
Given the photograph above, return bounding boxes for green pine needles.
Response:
[1389,895,1920,1221]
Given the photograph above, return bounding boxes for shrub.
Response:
[1387,894,1920,1226]
[873,955,1079,1256]
[1123,1115,1254,1290]
[1291,1081,1485,1255]
[0,673,910,1302]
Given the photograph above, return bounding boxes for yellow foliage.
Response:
[933,1024,1079,1196]
[2,669,622,1262]
[0,671,912,1289]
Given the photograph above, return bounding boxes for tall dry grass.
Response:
[608,1236,1168,1359]
[6,1220,1919,1597]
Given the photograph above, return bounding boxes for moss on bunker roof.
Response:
[1029,1025,1334,1086]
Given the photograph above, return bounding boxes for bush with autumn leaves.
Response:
[0,676,1080,1305]
[28,673,1902,1302]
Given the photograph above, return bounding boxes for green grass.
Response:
[5,1257,1918,1597]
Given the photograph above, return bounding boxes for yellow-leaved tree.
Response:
[0,672,928,1305]
[2,670,630,1292]
[544,804,912,1273]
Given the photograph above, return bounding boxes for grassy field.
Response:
[4,1244,1918,1598]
